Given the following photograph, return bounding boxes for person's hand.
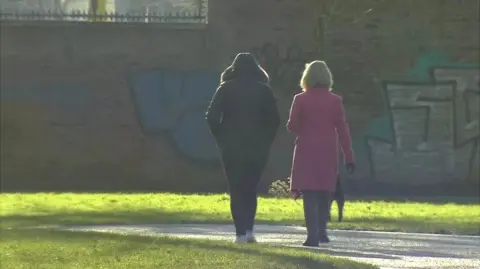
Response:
[346,163,355,174]
[291,190,302,200]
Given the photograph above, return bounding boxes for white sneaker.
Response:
[246,231,257,243]
[235,235,247,244]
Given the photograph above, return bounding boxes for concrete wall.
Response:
[0,0,315,192]
[321,0,480,191]
[1,0,479,194]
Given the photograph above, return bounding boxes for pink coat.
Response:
[287,88,354,192]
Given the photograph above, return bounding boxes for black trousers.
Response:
[222,152,266,236]
[302,190,332,240]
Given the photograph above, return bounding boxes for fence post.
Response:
[89,0,107,22]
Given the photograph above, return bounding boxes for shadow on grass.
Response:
[0,210,232,227]
[4,225,473,262]
[2,212,477,261]
[0,228,376,269]
[344,195,480,205]
[283,245,400,260]
[2,190,478,204]
[2,208,479,235]
[342,217,480,236]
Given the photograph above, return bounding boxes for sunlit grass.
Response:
[1,193,479,234]
[0,229,376,269]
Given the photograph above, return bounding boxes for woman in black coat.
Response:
[206,53,280,243]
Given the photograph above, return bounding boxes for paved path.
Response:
[60,224,480,269]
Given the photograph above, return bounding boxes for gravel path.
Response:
[59,224,480,269]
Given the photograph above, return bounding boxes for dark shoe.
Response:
[302,238,319,247]
[319,234,330,243]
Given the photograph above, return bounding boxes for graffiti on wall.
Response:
[363,64,479,184]
[252,43,315,94]
[128,69,221,161]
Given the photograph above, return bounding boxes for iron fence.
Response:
[0,0,207,23]
[0,10,206,23]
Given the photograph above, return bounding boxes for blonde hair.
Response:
[300,60,333,91]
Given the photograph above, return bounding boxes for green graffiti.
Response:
[362,50,479,142]
[349,50,479,172]
[408,50,451,81]
[408,50,479,81]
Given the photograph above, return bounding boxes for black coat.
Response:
[206,79,280,161]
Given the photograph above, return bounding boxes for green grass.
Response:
[1,193,479,234]
[1,193,477,269]
[0,228,376,269]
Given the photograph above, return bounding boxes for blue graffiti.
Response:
[128,69,221,161]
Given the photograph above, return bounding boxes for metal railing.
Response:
[0,0,207,23]
[0,10,206,23]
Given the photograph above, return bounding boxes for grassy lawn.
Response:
[1,193,479,234]
[1,193,478,269]
[0,228,376,269]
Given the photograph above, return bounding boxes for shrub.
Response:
[268,178,291,198]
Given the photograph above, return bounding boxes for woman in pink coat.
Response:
[287,60,355,246]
